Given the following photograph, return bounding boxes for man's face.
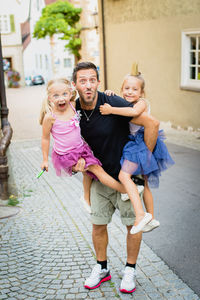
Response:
[73,69,100,107]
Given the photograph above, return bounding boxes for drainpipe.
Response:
[101,0,107,90]
[0,34,13,200]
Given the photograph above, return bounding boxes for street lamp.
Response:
[0,34,13,200]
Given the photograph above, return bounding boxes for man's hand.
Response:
[104,89,115,96]
[99,103,113,115]
[72,158,86,173]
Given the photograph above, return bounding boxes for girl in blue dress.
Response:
[100,65,174,234]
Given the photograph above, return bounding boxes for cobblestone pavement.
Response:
[0,140,200,300]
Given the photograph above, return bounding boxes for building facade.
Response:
[22,0,75,83]
[1,0,77,86]
[1,0,26,85]
[73,0,99,68]
[98,0,200,130]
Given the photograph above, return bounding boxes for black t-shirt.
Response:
[76,91,133,180]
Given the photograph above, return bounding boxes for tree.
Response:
[33,0,82,71]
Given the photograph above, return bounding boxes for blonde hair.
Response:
[39,78,77,125]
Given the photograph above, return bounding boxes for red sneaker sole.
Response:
[120,287,136,293]
[84,274,111,290]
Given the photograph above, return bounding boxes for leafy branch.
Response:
[33,0,82,61]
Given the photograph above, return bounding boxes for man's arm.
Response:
[132,112,160,152]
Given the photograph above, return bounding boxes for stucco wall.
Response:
[101,0,200,129]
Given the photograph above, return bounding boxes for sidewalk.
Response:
[0,139,199,300]
[160,121,200,152]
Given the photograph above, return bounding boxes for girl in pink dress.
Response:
[39,78,126,212]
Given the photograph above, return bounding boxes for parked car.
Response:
[32,75,45,85]
[25,76,33,86]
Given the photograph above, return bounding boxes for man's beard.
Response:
[79,89,97,107]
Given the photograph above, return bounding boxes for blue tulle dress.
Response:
[120,104,174,188]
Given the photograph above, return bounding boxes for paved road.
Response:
[6,85,45,141]
[143,143,200,296]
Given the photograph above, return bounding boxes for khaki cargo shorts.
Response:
[90,180,139,226]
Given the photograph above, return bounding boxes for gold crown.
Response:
[131,63,140,76]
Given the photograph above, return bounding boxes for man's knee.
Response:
[93,224,107,235]
[127,225,142,240]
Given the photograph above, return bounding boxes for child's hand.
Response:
[104,90,115,96]
[41,161,48,172]
[72,158,86,173]
[99,103,113,115]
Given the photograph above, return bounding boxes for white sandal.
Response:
[143,219,160,233]
[130,213,152,234]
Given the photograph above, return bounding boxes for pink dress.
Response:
[51,102,101,177]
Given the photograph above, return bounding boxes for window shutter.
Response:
[10,14,15,32]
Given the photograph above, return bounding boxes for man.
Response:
[72,62,159,293]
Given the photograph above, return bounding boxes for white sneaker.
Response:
[143,219,160,233]
[130,213,152,234]
[80,195,91,214]
[120,266,136,293]
[121,193,129,201]
[137,185,144,194]
[84,264,111,289]
[121,185,144,202]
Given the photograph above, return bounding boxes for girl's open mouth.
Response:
[58,102,66,108]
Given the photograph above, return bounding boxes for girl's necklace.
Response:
[82,108,95,122]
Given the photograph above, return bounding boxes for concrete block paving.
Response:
[0,140,199,300]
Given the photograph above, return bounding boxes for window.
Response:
[3,58,12,71]
[181,30,200,91]
[37,0,40,11]
[35,54,38,68]
[0,15,11,33]
[45,55,48,70]
[40,54,42,69]
[64,58,72,68]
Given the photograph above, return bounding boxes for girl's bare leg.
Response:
[82,173,92,206]
[142,177,160,232]
[118,170,146,226]
[88,165,126,194]
[143,177,155,218]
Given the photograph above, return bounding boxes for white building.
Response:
[21,0,52,83]
[0,0,26,85]
[1,0,75,86]
[22,0,75,83]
